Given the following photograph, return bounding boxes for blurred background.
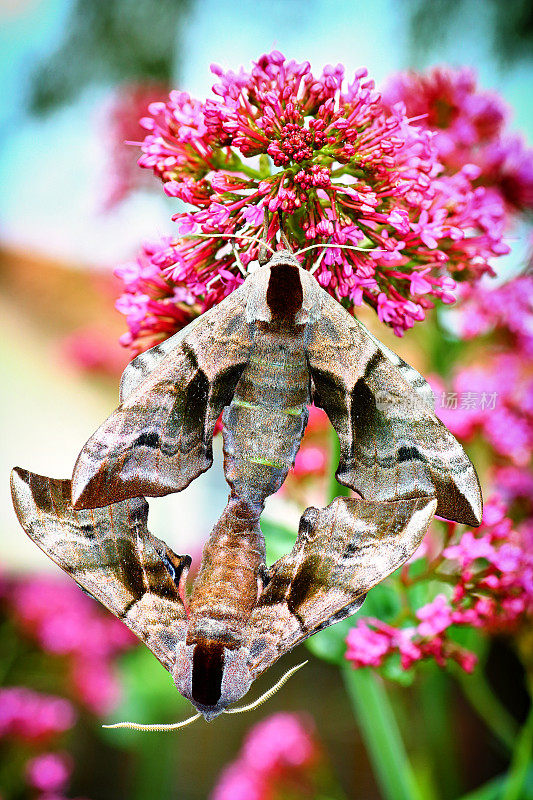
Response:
[1,1,532,799]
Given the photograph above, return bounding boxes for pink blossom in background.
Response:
[0,688,75,741]
[433,353,533,466]
[113,51,513,352]
[26,753,72,793]
[9,575,135,713]
[102,82,170,209]
[211,712,319,800]
[458,275,533,356]
[241,712,316,772]
[60,327,130,377]
[291,406,329,478]
[345,621,391,667]
[345,496,533,675]
[382,66,533,211]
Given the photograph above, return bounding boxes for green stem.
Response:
[502,703,533,800]
[342,666,426,800]
[417,666,461,799]
[455,668,518,752]
[458,766,533,800]
[222,152,264,180]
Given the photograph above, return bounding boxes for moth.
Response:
[11,238,482,727]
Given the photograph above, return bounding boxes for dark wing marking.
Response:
[358,322,435,408]
[11,468,190,671]
[245,495,436,676]
[72,285,254,508]
[119,307,218,402]
[307,291,482,525]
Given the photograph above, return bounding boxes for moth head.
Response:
[245,251,322,326]
[173,640,253,721]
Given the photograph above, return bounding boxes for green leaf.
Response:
[361,580,402,622]
[305,617,354,665]
[262,517,297,564]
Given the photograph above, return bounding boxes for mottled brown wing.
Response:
[119,306,219,402]
[11,468,190,671]
[246,495,436,677]
[72,285,253,509]
[307,291,482,526]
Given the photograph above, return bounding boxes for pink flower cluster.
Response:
[434,352,533,467]
[103,81,170,209]
[0,687,75,742]
[9,575,135,713]
[115,52,512,350]
[114,239,204,352]
[458,274,533,357]
[345,497,532,674]
[0,688,89,800]
[382,66,533,211]
[211,712,319,800]
[432,272,533,510]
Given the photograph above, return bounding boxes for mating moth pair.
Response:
[11,236,482,727]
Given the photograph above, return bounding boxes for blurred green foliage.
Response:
[407,0,533,65]
[29,0,192,113]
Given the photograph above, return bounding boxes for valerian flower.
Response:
[114,239,204,353]
[382,66,533,211]
[0,688,75,741]
[116,51,510,351]
[9,575,134,713]
[210,712,320,800]
[103,81,170,209]
[345,497,532,675]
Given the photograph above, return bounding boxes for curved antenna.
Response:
[185,232,276,254]
[296,243,386,256]
[102,712,201,732]
[225,660,308,715]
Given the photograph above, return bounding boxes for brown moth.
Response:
[11,241,482,724]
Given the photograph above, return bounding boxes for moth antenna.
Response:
[187,232,275,254]
[296,243,386,256]
[309,246,328,275]
[102,712,201,732]
[225,660,308,715]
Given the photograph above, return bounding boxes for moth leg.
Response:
[277,210,292,251]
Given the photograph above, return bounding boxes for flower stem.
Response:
[454,667,518,751]
[342,666,426,800]
[501,702,533,800]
